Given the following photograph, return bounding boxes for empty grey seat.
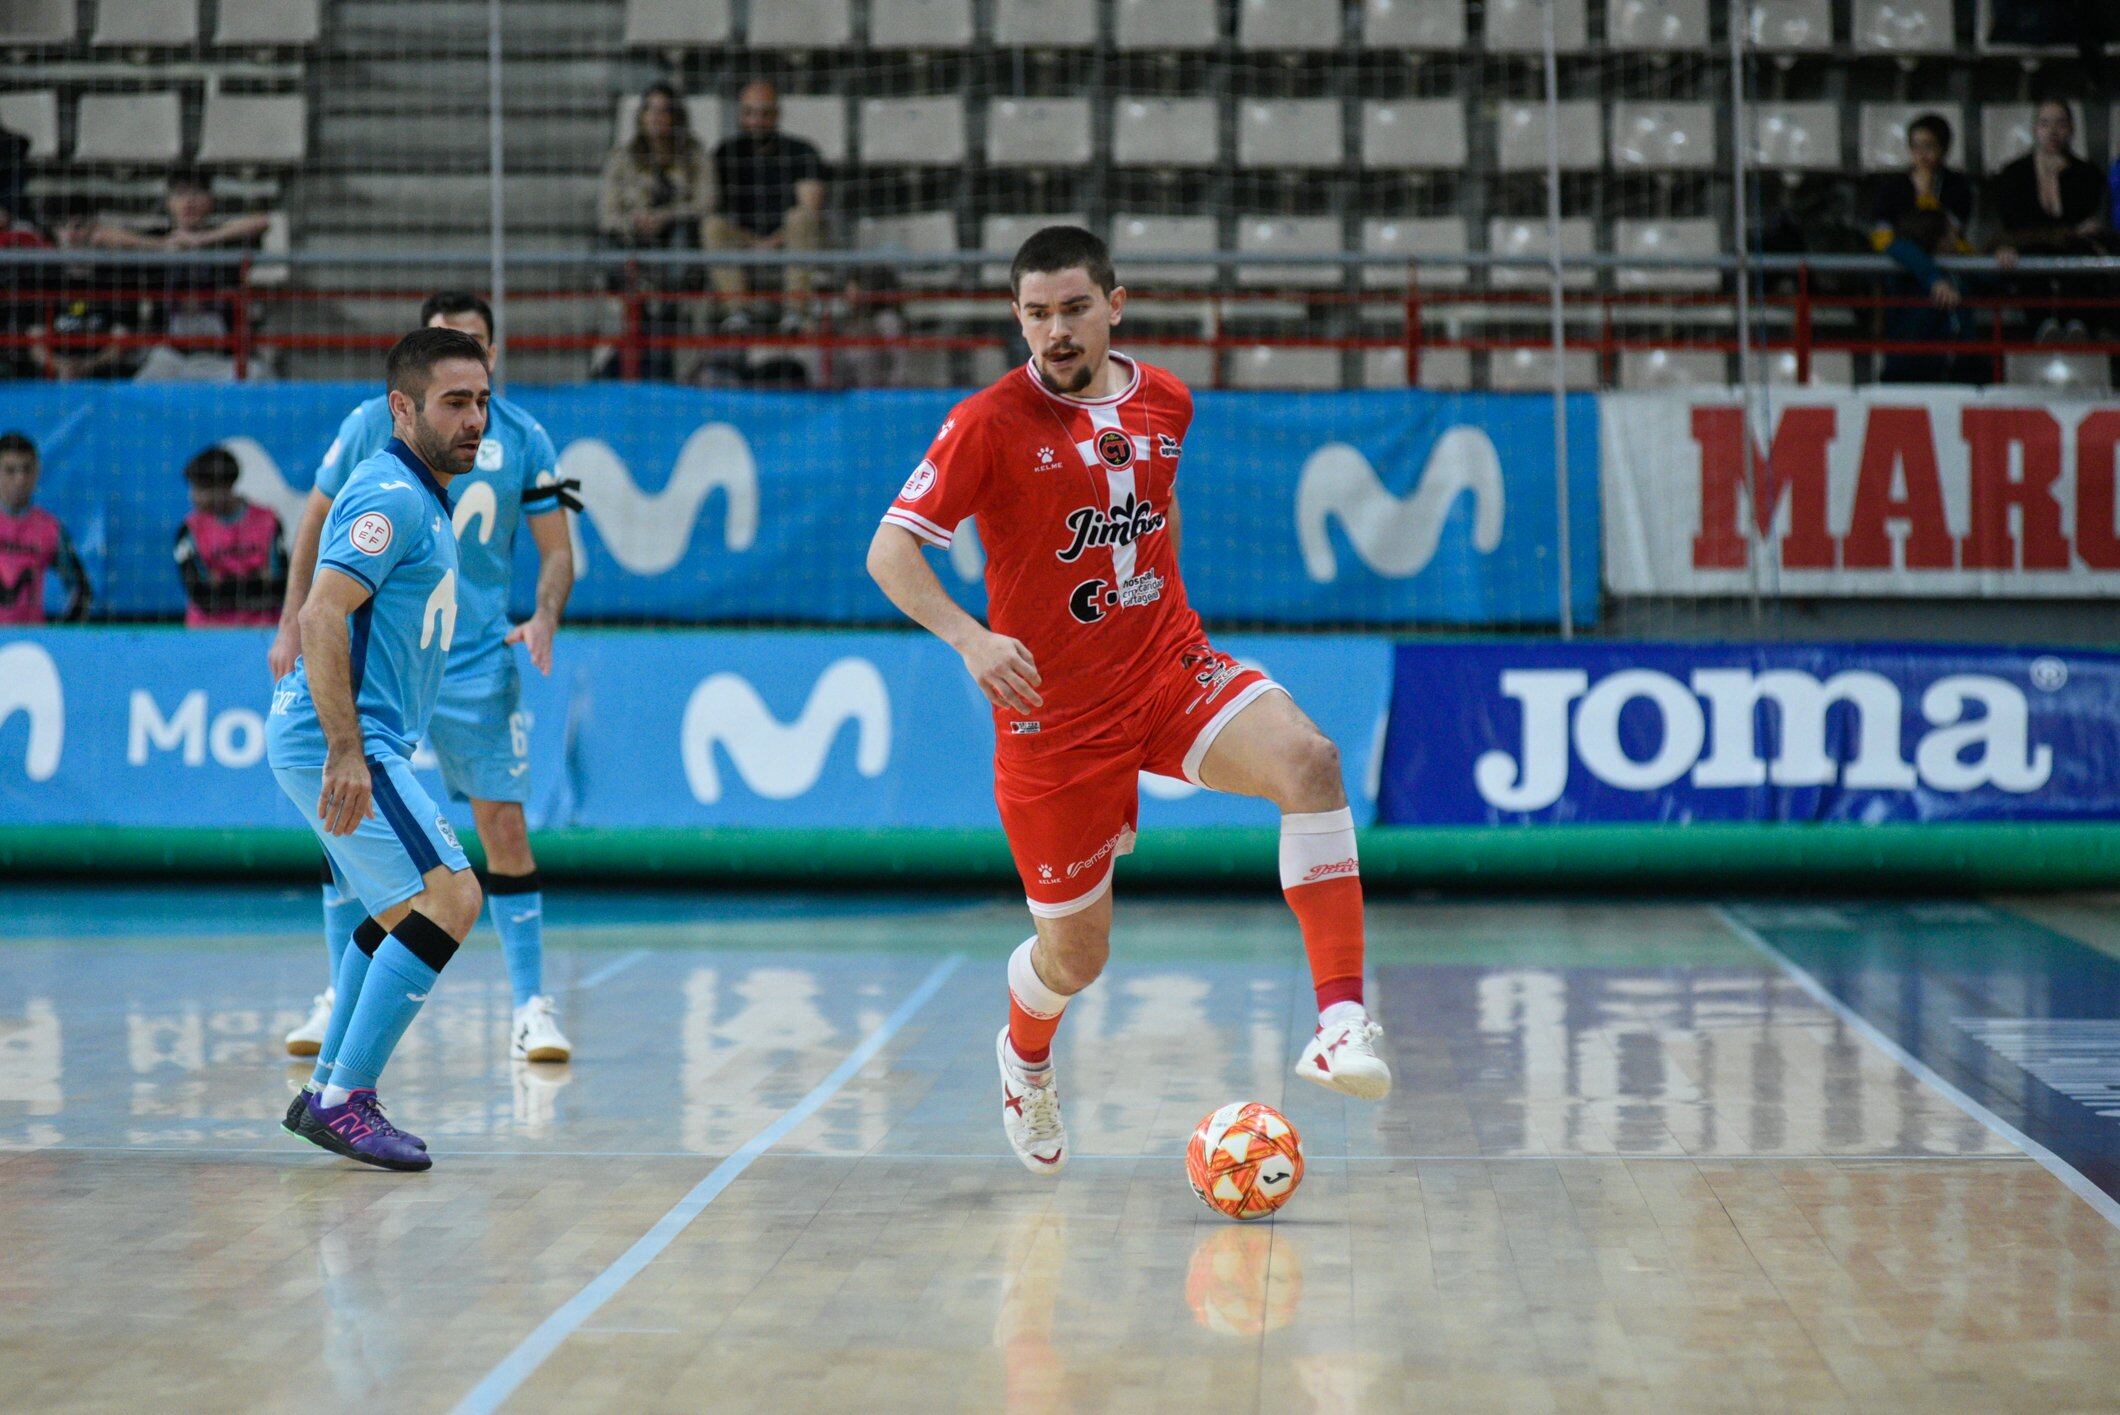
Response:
[1360,217,1471,289]
[1361,0,1464,48]
[1610,102,1716,171]
[1859,102,1967,172]
[1236,215,1343,287]
[1111,213,1218,282]
[0,0,74,43]
[624,0,732,44]
[982,212,1090,280]
[1364,347,1475,389]
[1749,102,1840,171]
[855,211,964,286]
[1230,345,1342,390]
[1489,347,1597,391]
[1749,0,1832,52]
[749,0,853,47]
[1608,0,1707,49]
[214,0,320,45]
[1115,0,1215,47]
[1979,103,2038,176]
[93,0,197,45]
[73,91,185,163]
[994,0,1096,45]
[2006,353,2113,392]
[1128,343,1216,386]
[1497,101,1601,172]
[1765,349,1854,386]
[0,91,59,160]
[1614,218,1721,292]
[780,96,846,164]
[1620,349,1727,389]
[1487,217,1595,289]
[614,93,724,150]
[1237,0,1341,50]
[987,98,1093,167]
[1853,0,1953,55]
[1111,97,1218,167]
[1361,100,1466,169]
[1485,0,1587,52]
[197,93,307,164]
[868,0,974,48]
[1237,100,1342,169]
[858,97,966,165]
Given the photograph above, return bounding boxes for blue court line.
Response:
[1715,905,2120,1234]
[571,949,650,991]
[450,952,963,1415]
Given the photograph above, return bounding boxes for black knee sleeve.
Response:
[483,869,542,896]
[390,910,461,974]
[352,918,387,957]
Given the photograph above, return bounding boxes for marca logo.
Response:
[558,424,760,578]
[0,642,64,782]
[1296,430,1506,582]
[681,657,891,804]
[1476,667,2053,812]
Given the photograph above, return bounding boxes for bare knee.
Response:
[472,801,534,875]
[1035,922,1110,995]
[417,868,484,939]
[1276,732,1344,813]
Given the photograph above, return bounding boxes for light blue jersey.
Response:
[270,440,461,766]
[316,392,560,683]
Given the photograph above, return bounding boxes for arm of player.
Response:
[866,523,1042,713]
[270,489,335,678]
[296,568,375,836]
[506,510,575,676]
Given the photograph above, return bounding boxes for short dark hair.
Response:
[183,446,241,486]
[166,166,210,195]
[0,431,35,462]
[1908,112,1953,154]
[419,290,495,341]
[385,326,490,403]
[1010,225,1116,299]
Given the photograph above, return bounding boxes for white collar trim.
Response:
[1023,351,1141,408]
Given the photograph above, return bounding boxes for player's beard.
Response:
[1035,342,1098,395]
[411,412,478,476]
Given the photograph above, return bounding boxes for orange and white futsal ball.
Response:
[1185,1101,1304,1220]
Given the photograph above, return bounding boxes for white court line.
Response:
[571,948,650,991]
[1715,904,2120,1233]
[450,953,962,1415]
[16,1145,2031,1164]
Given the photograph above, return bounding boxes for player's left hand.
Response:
[506,614,557,675]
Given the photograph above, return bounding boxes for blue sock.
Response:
[322,881,365,981]
[487,872,545,1009]
[329,942,438,1093]
[311,919,383,1090]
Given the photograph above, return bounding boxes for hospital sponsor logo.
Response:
[1068,569,1163,624]
[1063,826,1128,881]
[681,657,890,804]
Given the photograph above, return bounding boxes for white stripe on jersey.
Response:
[1083,403,1139,585]
[883,509,953,547]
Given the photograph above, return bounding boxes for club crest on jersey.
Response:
[1055,494,1166,563]
[475,438,503,472]
[1095,428,1134,469]
[900,460,938,501]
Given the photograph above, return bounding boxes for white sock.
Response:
[1007,937,1066,1075]
[1279,806,1359,890]
[320,1083,353,1107]
[1320,1000,1369,1030]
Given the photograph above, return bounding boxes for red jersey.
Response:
[882,353,1204,745]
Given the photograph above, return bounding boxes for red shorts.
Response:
[994,643,1283,918]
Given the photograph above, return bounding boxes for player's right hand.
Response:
[268,622,300,680]
[318,752,374,837]
[963,632,1043,714]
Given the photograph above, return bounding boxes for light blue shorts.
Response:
[273,754,471,915]
[426,659,530,805]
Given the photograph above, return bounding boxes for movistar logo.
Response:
[1295,430,1506,581]
[453,481,497,545]
[558,424,760,578]
[420,570,458,651]
[681,657,890,803]
[0,642,64,782]
[219,435,306,541]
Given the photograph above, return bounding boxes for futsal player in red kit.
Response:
[867,226,1389,1173]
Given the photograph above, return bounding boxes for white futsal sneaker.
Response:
[996,1028,1068,1174]
[1297,1012,1393,1100]
[285,987,334,1057]
[512,995,573,1063]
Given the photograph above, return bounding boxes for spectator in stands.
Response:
[173,445,285,627]
[37,200,141,381]
[0,431,91,623]
[1869,113,1981,384]
[95,168,270,380]
[0,143,50,381]
[1990,99,2112,341]
[597,81,715,382]
[707,81,826,324]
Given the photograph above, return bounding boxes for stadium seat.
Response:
[214,0,319,46]
[1237,100,1343,169]
[93,0,197,45]
[1485,0,1587,53]
[1230,345,1342,390]
[0,0,73,43]
[855,211,964,286]
[1609,102,1716,171]
[995,0,1096,46]
[1111,213,1218,282]
[1360,217,1471,290]
[1489,347,1596,391]
[1497,101,1601,172]
[1364,347,1475,390]
[1237,215,1343,287]
[1749,101,1840,171]
[987,98,1093,168]
[1620,348,1727,389]
[1859,102,1967,172]
[1978,104,2038,175]
[1608,0,1707,50]
[615,94,724,151]
[868,0,974,48]
[1748,0,1832,52]
[248,209,292,286]
[197,93,306,164]
[1116,0,1216,48]
[1614,218,1721,292]
[2006,353,2112,392]
[748,0,853,47]
[1764,349,1853,385]
[623,0,732,45]
[1237,0,1342,50]
[779,95,846,164]
[1127,343,1216,385]
[73,91,184,163]
[1853,0,1954,55]
[0,91,59,160]
[1361,0,1465,49]
[858,97,966,165]
[1111,97,1218,167]
[1361,100,1467,170]
[982,211,1089,280]
[1974,0,2074,56]
[1488,217,1595,289]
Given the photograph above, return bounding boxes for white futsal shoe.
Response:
[512,995,573,1063]
[285,988,334,1057]
[1297,1013,1393,1100]
[997,1028,1069,1174]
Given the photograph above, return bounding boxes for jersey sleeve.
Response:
[313,400,385,498]
[316,478,422,595]
[880,401,990,549]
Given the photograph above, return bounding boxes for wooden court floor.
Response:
[6,885,2120,1413]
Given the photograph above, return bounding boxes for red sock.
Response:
[1007,938,1068,1065]
[1280,808,1365,1012]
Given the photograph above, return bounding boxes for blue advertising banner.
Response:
[0,627,1391,833]
[1378,641,2120,825]
[0,382,1595,627]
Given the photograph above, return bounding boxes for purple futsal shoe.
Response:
[296,1090,432,1172]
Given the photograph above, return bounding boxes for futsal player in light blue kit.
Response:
[268,327,493,1171]
[272,293,578,1065]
